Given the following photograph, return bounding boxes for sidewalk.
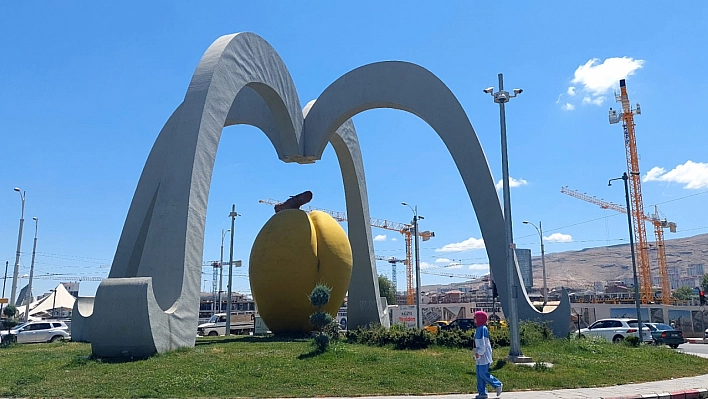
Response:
[288,374,708,399]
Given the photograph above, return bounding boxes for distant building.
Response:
[515,248,533,290]
[594,281,605,293]
[62,282,80,297]
[688,264,705,277]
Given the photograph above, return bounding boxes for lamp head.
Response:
[513,88,523,95]
[483,87,494,94]
[14,187,20,192]
[401,202,408,206]
[523,220,529,224]
[32,217,37,221]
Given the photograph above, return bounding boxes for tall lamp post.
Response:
[50,289,57,319]
[217,228,230,315]
[24,217,39,322]
[225,205,240,337]
[523,220,548,306]
[402,202,423,329]
[609,172,643,336]
[1,261,8,314]
[484,74,528,361]
[10,187,26,306]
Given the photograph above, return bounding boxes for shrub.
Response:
[624,335,641,347]
[309,284,336,352]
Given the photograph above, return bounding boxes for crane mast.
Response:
[608,79,652,303]
[560,188,676,304]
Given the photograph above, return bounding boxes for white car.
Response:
[0,320,70,344]
[578,318,653,343]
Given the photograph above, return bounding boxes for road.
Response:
[678,342,708,358]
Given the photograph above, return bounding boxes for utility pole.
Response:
[225,205,239,337]
[484,74,528,362]
[1,261,8,314]
[11,188,26,306]
[218,229,229,315]
[24,217,38,322]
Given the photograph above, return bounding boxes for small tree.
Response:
[1,305,19,346]
[673,286,694,301]
[309,284,337,352]
[378,274,396,306]
[701,274,708,294]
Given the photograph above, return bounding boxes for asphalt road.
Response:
[678,342,708,358]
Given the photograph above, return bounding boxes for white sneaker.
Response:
[495,385,503,396]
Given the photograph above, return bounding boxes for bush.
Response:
[624,335,641,347]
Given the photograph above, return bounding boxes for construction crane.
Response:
[606,78,654,303]
[560,187,677,304]
[374,256,405,302]
[31,274,105,282]
[259,199,434,305]
[374,256,405,297]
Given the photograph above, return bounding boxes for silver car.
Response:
[578,318,653,343]
[0,320,70,343]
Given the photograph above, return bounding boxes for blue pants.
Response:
[476,363,502,396]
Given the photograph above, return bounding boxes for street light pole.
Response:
[218,228,230,315]
[24,217,39,322]
[50,289,57,319]
[226,205,240,337]
[10,188,26,306]
[1,261,8,314]
[402,202,423,329]
[609,172,643,338]
[484,73,525,361]
[523,220,548,306]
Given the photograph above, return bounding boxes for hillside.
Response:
[422,233,708,293]
[538,233,708,290]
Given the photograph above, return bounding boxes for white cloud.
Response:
[545,233,573,243]
[373,234,387,242]
[582,96,605,106]
[391,237,398,242]
[420,261,434,269]
[561,57,644,111]
[436,237,485,252]
[561,103,575,111]
[642,161,708,189]
[468,264,490,272]
[495,177,529,191]
[571,57,645,96]
[435,258,451,264]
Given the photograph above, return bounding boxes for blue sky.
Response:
[1,2,707,299]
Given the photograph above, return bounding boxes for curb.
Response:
[603,388,708,399]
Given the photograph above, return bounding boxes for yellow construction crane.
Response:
[258,199,434,305]
[560,187,677,304]
[606,78,655,303]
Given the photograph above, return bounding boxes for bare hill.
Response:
[536,233,708,290]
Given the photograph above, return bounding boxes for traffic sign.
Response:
[0,298,8,304]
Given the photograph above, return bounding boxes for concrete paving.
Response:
[287,374,708,398]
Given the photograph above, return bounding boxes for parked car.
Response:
[0,320,70,344]
[439,318,476,332]
[645,322,685,348]
[423,320,450,334]
[578,318,652,343]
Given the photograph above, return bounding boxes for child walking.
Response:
[473,311,503,398]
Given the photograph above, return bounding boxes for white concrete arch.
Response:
[303,61,571,336]
[74,32,389,357]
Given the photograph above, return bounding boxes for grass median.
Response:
[1,336,707,398]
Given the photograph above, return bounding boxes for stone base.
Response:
[506,355,534,363]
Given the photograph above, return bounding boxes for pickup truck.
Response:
[197,313,254,336]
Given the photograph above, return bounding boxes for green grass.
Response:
[1,336,707,398]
